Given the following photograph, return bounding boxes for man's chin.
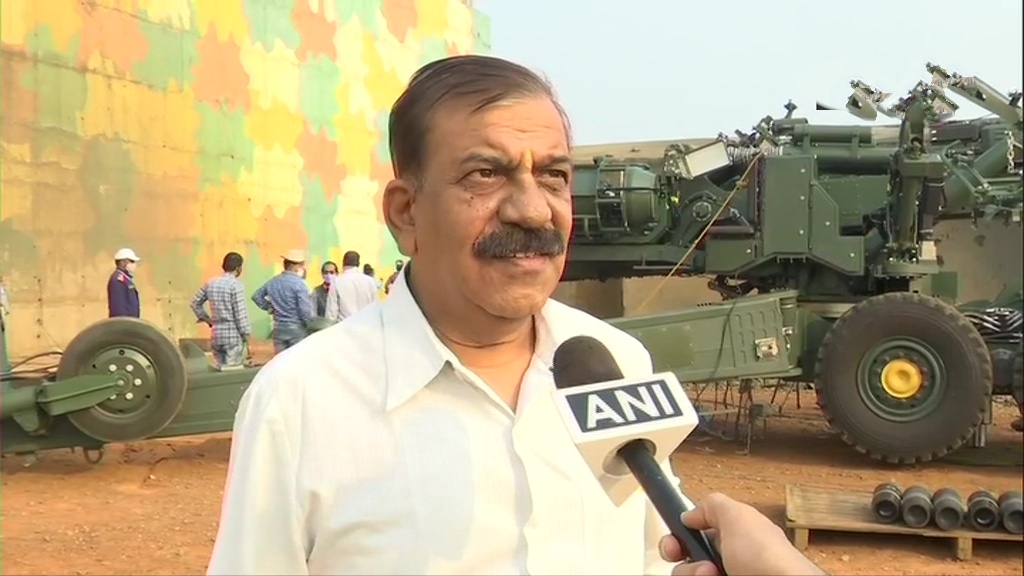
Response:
[483,299,549,322]
[474,285,556,321]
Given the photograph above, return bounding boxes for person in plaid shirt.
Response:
[191,252,252,370]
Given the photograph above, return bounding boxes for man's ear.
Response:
[382,178,417,256]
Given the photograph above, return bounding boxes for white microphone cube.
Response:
[552,371,700,506]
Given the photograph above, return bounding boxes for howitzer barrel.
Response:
[966,490,1001,531]
[900,485,933,528]
[931,488,965,531]
[998,490,1023,534]
[1,381,42,420]
[870,483,902,524]
[786,124,877,144]
[786,146,894,172]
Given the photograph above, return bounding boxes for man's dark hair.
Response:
[222,252,244,273]
[363,263,374,275]
[388,55,571,180]
[342,251,360,268]
[322,260,337,274]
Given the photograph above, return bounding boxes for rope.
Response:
[634,151,766,315]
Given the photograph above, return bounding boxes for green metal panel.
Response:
[761,156,813,255]
[704,238,758,273]
[817,175,890,229]
[609,290,801,382]
[926,271,960,303]
[808,183,865,274]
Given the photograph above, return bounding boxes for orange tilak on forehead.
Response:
[521,149,534,171]
[510,149,535,173]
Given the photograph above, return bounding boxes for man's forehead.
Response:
[431,98,567,147]
[458,147,571,167]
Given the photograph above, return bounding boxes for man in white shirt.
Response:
[324,250,379,322]
[209,55,684,576]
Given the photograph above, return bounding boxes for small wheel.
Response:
[816,292,992,464]
[57,318,188,443]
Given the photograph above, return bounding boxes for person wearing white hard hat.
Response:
[107,248,141,318]
[251,249,315,354]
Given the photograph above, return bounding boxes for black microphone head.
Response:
[551,335,624,389]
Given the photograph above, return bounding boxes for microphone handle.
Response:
[618,440,728,575]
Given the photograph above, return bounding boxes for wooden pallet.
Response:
[785,484,1023,561]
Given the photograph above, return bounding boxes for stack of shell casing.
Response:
[870,484,1023,534]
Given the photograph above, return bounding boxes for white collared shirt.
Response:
[324,266,379,322]
[207,271,676,576]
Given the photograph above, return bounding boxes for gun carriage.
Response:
[570,63,1023,464]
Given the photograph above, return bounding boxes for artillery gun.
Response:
[569,63,1023,464]
[1,317,332,464]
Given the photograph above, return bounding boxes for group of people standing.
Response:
[104,247,403,370]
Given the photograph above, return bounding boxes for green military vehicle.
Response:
[568,63,1023,464]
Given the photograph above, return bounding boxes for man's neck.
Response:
[407,265,536,369]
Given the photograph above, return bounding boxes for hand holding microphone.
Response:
[550,336,726,575]
[660,493,827,576]
[551,336,826,576]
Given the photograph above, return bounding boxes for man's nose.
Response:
[498,176,553,228]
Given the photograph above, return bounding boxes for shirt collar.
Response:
[381,268,589,412]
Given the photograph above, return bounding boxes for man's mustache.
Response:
[472,226,566,259]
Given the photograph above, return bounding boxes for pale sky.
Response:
[474,0,1024,145]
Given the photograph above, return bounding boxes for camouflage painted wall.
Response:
[0,0,491,359]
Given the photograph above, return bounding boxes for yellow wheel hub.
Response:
[880,358,923,398]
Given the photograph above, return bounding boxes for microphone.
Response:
[551,335,726,574]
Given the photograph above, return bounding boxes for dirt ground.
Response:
[2,368,1022,575]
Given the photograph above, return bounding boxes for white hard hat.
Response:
[114,248,141,262]
[280,249,306,263]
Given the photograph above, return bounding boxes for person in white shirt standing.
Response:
[0,274,9,372]
[324,250,379,322]
[208,55,821,576]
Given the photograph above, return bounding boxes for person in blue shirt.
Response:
[107,248,141,318]
[252,249,315,354]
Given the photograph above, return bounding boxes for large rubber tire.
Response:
[815,292,992,464]
[1013,343,1023,418]
[57,318,188,443]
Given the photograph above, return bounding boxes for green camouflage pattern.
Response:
[0,0,491,359]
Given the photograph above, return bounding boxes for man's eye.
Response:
[541,169,570,183]
[470,168,496,179]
